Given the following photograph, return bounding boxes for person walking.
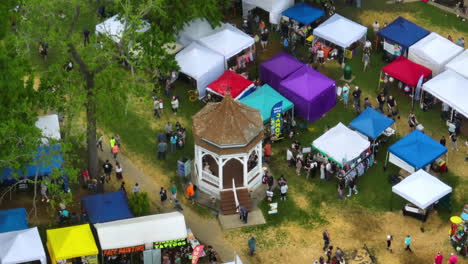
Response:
[170,133,177,153]
[352,86,362,113]
[165,122,173,139]
[248,237,257,256]
[320,162,325,180]
[239,206,248,224]
[267,174,274,191]
[280,183,288,200]
[159,99,164,114]
[120,181,126,193]
[386,235,393,252]
[342,83,349,108]
[153,98,160,118]
[322,230,330,251]
[434,252,443,264]
[387,95,397,117]
[347,177,358,197]
[160,187,168,203]
[286,148,294,167]
[109,136,116,153]
[96,135,103,151]
[448,252,458,263]
[83,29,90,45]
[408,112,418,131]
[169,184,177,203]
[112,144,119,160]
[157,141,167,160]
[440,136,447,147]
[326,246,333,263]
[337,184,344,200]
[133,183,140,194]
[362,52,370,71]
[260,29,269,50]
[295,156,303,176]
[171,96,179,115]
[263,141,272,163]
[115,162,123,180]
[450,133,458,151]
[103,160,113,182]
[40,181,50,203]
[376,93,386,113]
[404,235,412,252]
[186,182,195,204]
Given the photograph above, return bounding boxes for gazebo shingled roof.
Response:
[193,94,263,150]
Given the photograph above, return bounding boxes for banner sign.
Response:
[103,245,145,256]
[154,238,187,249]
[270,101,283,138]
[191,245,205,264]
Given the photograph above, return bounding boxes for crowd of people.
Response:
[157,121,187,160]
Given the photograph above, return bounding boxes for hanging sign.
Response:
[103,245,145,256]
[191,245,205,264]
[270,101,283,139]
[154,238,187,249]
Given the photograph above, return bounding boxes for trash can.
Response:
[344,65,352,80]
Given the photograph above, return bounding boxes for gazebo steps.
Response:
[220,188,253,215]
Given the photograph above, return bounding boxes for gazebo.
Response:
[192,95,264,199]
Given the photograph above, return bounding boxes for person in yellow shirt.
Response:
[109,136,116,153]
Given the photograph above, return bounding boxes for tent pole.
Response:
[384,151,389,170]
[419,90,424,109]
[450,109,454,122]
[378,71,382,91]
[390,191,393,211]
[411,86,415,111]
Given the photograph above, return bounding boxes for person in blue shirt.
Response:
[283,38,289,53]
[170,133,177,153]
[404,235,412,252]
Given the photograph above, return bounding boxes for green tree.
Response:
[15,0,225,178]
[128,191,150,216]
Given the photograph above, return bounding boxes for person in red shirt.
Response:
[448,253,458,264]
[263,142,272,163]
[434,252,443,264]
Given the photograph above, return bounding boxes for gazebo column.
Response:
[197,147,203,184]
[243,155,248,187]
[257,142,263,167]
[218,157,223,191]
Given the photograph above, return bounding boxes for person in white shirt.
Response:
[133,183,140,194]
[372,21,380,33]
[286,148,294,168]
[280,184,288,200]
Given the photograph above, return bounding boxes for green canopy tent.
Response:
[239,84,294,123]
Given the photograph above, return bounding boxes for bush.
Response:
[128,192,150,216]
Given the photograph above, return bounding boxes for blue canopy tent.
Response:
[81,191,133,224]
[377,17,430,57]
[282,3,325,25]
[239,84,294,123]
[349,107,395,139]
[0,208,28,233]
[387,130,447,173]
[1,145,63,185]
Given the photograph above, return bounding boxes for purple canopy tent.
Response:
[260,52,304,90]
[279,65,336,122]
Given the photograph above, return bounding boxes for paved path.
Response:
[97,145,245,263]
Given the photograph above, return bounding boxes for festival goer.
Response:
[404,235,412,252]
[322,230,330,251]
[450,133,458,151]
[115,162,123,180]
[434,251,443,264]
[280,183,288,200]
[386,235,393,252]
[170,184,177,203]
[342,83,349,108]
[160,187,168,203]
[186,182,195,204]
[352,86,362,113]
[103,160,113,182]
[248,237,257,256]
[408,112,418,130]
[133,183,140,194]
[40,181,50,203]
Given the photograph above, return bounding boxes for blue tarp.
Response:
[378,17,430,51]
[1,145,63,184]
[81,191,133,224]
[349,107,395,139]
[282,3,325,25]
[0,208,28,233]
[388,130,447,170]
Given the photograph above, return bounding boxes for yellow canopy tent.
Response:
[47,224,98,263]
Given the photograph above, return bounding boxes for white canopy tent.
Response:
[177,18,224,46]
[392,170,452,209]
[408,32,463,76]
[95,14,150,43]
[445,49,468,79]
[313,14,367,49]
[242,0,294,24]
[198,24,255,60]
[224,255,244,264]
[35,114,61,144]
[0,227,47,264]
[422,70,468,118]
[176,43,225,98]
[94,212,188,251]
[312,123,370,166]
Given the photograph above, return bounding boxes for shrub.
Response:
[128,192,150,216]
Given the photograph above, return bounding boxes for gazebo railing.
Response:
[202,171,219,187]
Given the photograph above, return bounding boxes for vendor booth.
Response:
[177,18,223,46]
[206,70,254,100]
[387,130,447,173]
[0,208,28,233]
[95,14,150,43]
[1,114,63,185]
[422,70,468,118]
[198,24,255,61]
[175,43,225,98]
[446,49,468,79]
[282,3,325,25]
[260,52,304,90]
[313,122,371,165]
[278,65,336,122]
[94,212,188,264]
[392,169,452,221]
[312,14,367,62]
[408,32,464,76]
[377,17,430,57]
[46,224,99,264]
[380,56,432,90]
[239,84,294,123]
[81,190,133,224]
[242,0,294,24]
[349,107,395,140]
[0,227,46,264]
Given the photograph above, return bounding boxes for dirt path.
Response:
[97,144,244,263]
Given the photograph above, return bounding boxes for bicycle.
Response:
[187,89,198,102]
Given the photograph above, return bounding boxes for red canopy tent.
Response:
[206,70,254,99]
[381,56,432,87]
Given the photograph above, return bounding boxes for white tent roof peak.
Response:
[35,114,61,144]
[0,227,47,264]
[392,170,452,209]
[94,212,188,250]
[446,49,468,78]
[95,14,150,43]
[242,0,294,24]
[313,14,367,48]
[198,24,254,59]
[312,122,370,165]
[177,18,224,46]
